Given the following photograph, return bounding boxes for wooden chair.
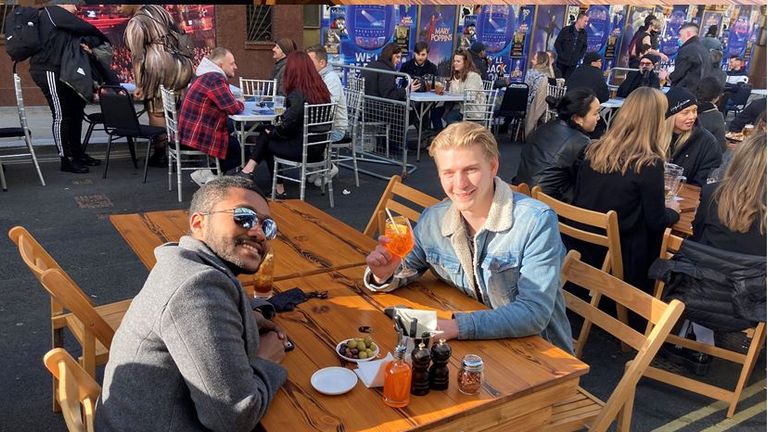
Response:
[643,228,767,418]
[545,251,685,431]
[509,182,531,197]
[363,175,440,238]
[8,226,129,409]
[532,186,626,358]
[44,348,101,432]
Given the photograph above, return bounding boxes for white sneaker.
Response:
[307,173,320,184]
[314,164,339,187]
[191,169,216,186]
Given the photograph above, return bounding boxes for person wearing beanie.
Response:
[665,86,722,186]
[670,23,714,93]
[469,41,489,80]
[617,54,661,98]
[553,12,588,79]
[565,52,609,103]
[270,38,298,96]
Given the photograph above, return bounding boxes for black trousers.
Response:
[30,70,86,158]
[249,132,323,184]
[557,62,577,81]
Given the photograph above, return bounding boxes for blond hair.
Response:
[713,132,766,234]
[429,122,499,162]
[585,87,671,174]
[666,115,693,156]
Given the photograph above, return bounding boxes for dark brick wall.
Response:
[0,5,303,107]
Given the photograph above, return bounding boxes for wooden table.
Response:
[109,200,375,294]
[264,265,589,432]
[671,183,701,237]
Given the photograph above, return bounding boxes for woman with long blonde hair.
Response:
[524,51,554,135]
[572,87,680,291]
[692,132,766,256]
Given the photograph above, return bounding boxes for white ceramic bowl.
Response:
[336,338,380,363]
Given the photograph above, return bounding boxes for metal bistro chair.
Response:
[482,79,494,91]
[160,85,221,202]
[545,83,568,122]
[330,87,362,187]
[239,78,277,101]
[494,83,529,141]
[98,85,166,180]
[0,73,45,191]
[272,102,337,207]
[462,88,499,130]
[347,75,390,156]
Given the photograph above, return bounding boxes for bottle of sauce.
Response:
[428,338,451,390]
[383,345,412,408]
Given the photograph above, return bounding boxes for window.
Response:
[246,5,272,43]
[1,4,15,38]
[303,5,320,29]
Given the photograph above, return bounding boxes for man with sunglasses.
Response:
[97,177,288,431]
[617,54,662,98]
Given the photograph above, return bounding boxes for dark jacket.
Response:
[616,70,660,98]
[696,102,727,150]
[268,89,332,162]
[470,53,489,80]
[692,183,767,256]
[516,119,590,202]
[669,36,713,93]
[270,57,288,96]
[30,6,107,75]
[565,65,610,103]
[554,25,588,66]
[399,58,437,78]
[573,159,679,291]
[669,126,722,187]
[649,239,766,332]
[729,97,767,132]
[361,58,406,101]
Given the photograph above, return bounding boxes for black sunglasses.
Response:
[202,207,278,240]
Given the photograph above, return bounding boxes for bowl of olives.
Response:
[336,337,379,362]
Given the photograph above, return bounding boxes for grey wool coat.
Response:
[96,236,287,432]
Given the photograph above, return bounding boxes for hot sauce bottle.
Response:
[383,345,412,408]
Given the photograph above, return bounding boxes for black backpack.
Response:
[4,6,43,63]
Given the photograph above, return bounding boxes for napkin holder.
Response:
[354,353,394,388]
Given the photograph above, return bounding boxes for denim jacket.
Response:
[365,177,573,353]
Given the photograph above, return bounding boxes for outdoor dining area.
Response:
[0,3,766,432]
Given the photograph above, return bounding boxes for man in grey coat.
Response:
[97,177,289,431]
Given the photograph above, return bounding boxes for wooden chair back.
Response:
[509,182,531,197]
[39,269,115,351]
[363,175,440,238]
[532,186,625,357]
[560,251,685,431]
[44,348,100,432]
[643,228,767,418]
[9,226,68,315]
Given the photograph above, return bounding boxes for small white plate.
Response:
[311,367,358,395]
[336,339,380,363]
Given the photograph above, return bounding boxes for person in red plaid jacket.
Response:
[179,48,244,175]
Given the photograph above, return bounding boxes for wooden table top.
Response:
[264,265,589,432]
[671,183,701,237]
[109,200,376,286]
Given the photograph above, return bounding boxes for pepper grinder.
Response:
[410,342,431,396]
[428,338,451,390]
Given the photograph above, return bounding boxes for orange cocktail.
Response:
[384,216,414,258]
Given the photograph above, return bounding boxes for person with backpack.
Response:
[122,5,195,168]
[27,4,111,173]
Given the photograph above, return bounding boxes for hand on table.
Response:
[257,331,287,363]
[437,319,459,340]
[365,236,400,284]
[666,199,681,213]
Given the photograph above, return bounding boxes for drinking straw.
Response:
[384,207,403,234]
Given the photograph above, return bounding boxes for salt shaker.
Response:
[457,354,484,395]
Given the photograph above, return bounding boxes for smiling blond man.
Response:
[364,122,572,353]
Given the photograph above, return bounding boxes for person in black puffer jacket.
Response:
[515,88,599,202]
[361,42,419,101]
[669,23,713,93]
[564,52,609,103]
[665,87,722,186]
